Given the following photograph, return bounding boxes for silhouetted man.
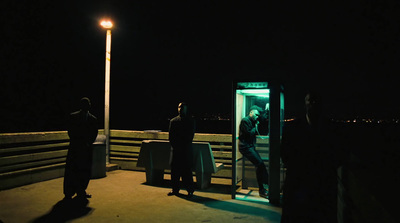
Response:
[239,105,269,198]
[168,102,195,197]
[64,97,98,201]
[281,91,338,223]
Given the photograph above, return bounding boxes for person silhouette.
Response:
[281,91,338,223]
[168,102,195,197]
[63,97,98,201]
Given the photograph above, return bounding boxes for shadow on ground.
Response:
[30,197,94,223]
[141,179,233,195]
[142,178,281,221]
[180,194,281,222]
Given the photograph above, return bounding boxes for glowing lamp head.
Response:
[100,20,113,29]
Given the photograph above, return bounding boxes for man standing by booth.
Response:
[281,91,338,222]
[239,105,269,198]
[168,102,195,197]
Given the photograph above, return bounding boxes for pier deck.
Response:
[0,170,282,223]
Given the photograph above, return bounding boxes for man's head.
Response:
[178,102,188,117]
[249,105,262,122]
[305,91,322,119]
[80,97,91,112]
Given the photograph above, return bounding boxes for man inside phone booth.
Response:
[238,105,269,198]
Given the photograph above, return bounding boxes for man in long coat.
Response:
[281,91,339,223]
[64,97,98,200]
[168,102,195,197]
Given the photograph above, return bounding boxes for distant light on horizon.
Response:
[100,20,113,29]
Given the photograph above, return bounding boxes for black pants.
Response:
[239,146,269,191]
[170,151,194,193]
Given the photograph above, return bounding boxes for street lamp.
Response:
[100,20,113,164]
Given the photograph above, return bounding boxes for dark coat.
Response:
[64,110,98,196]
[281,117,339,223]
[169,115,195,164]
[169,115,195,150]
[67,110,98,170]
[239,116,257,150]
[168,115,196,192]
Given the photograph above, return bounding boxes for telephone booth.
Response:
[232,81,284,205]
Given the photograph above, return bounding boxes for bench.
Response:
[136,140,224,189]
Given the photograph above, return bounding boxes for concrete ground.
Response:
[0,170,282,223]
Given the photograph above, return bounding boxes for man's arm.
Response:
[169,119,176,146]
[240,118,257,138]
[88,115,98,145]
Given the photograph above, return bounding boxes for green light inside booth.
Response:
[236,89,270,97]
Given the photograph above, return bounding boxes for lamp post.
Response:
[100,20,113,164]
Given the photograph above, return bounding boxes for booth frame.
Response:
[231,80,284,205]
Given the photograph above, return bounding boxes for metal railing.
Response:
[0,130,249,190]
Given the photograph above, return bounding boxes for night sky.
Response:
[1,1,400,133]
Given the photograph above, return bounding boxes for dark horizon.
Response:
[1,1,400,133]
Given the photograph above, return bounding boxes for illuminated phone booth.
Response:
[232,81,284,205]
